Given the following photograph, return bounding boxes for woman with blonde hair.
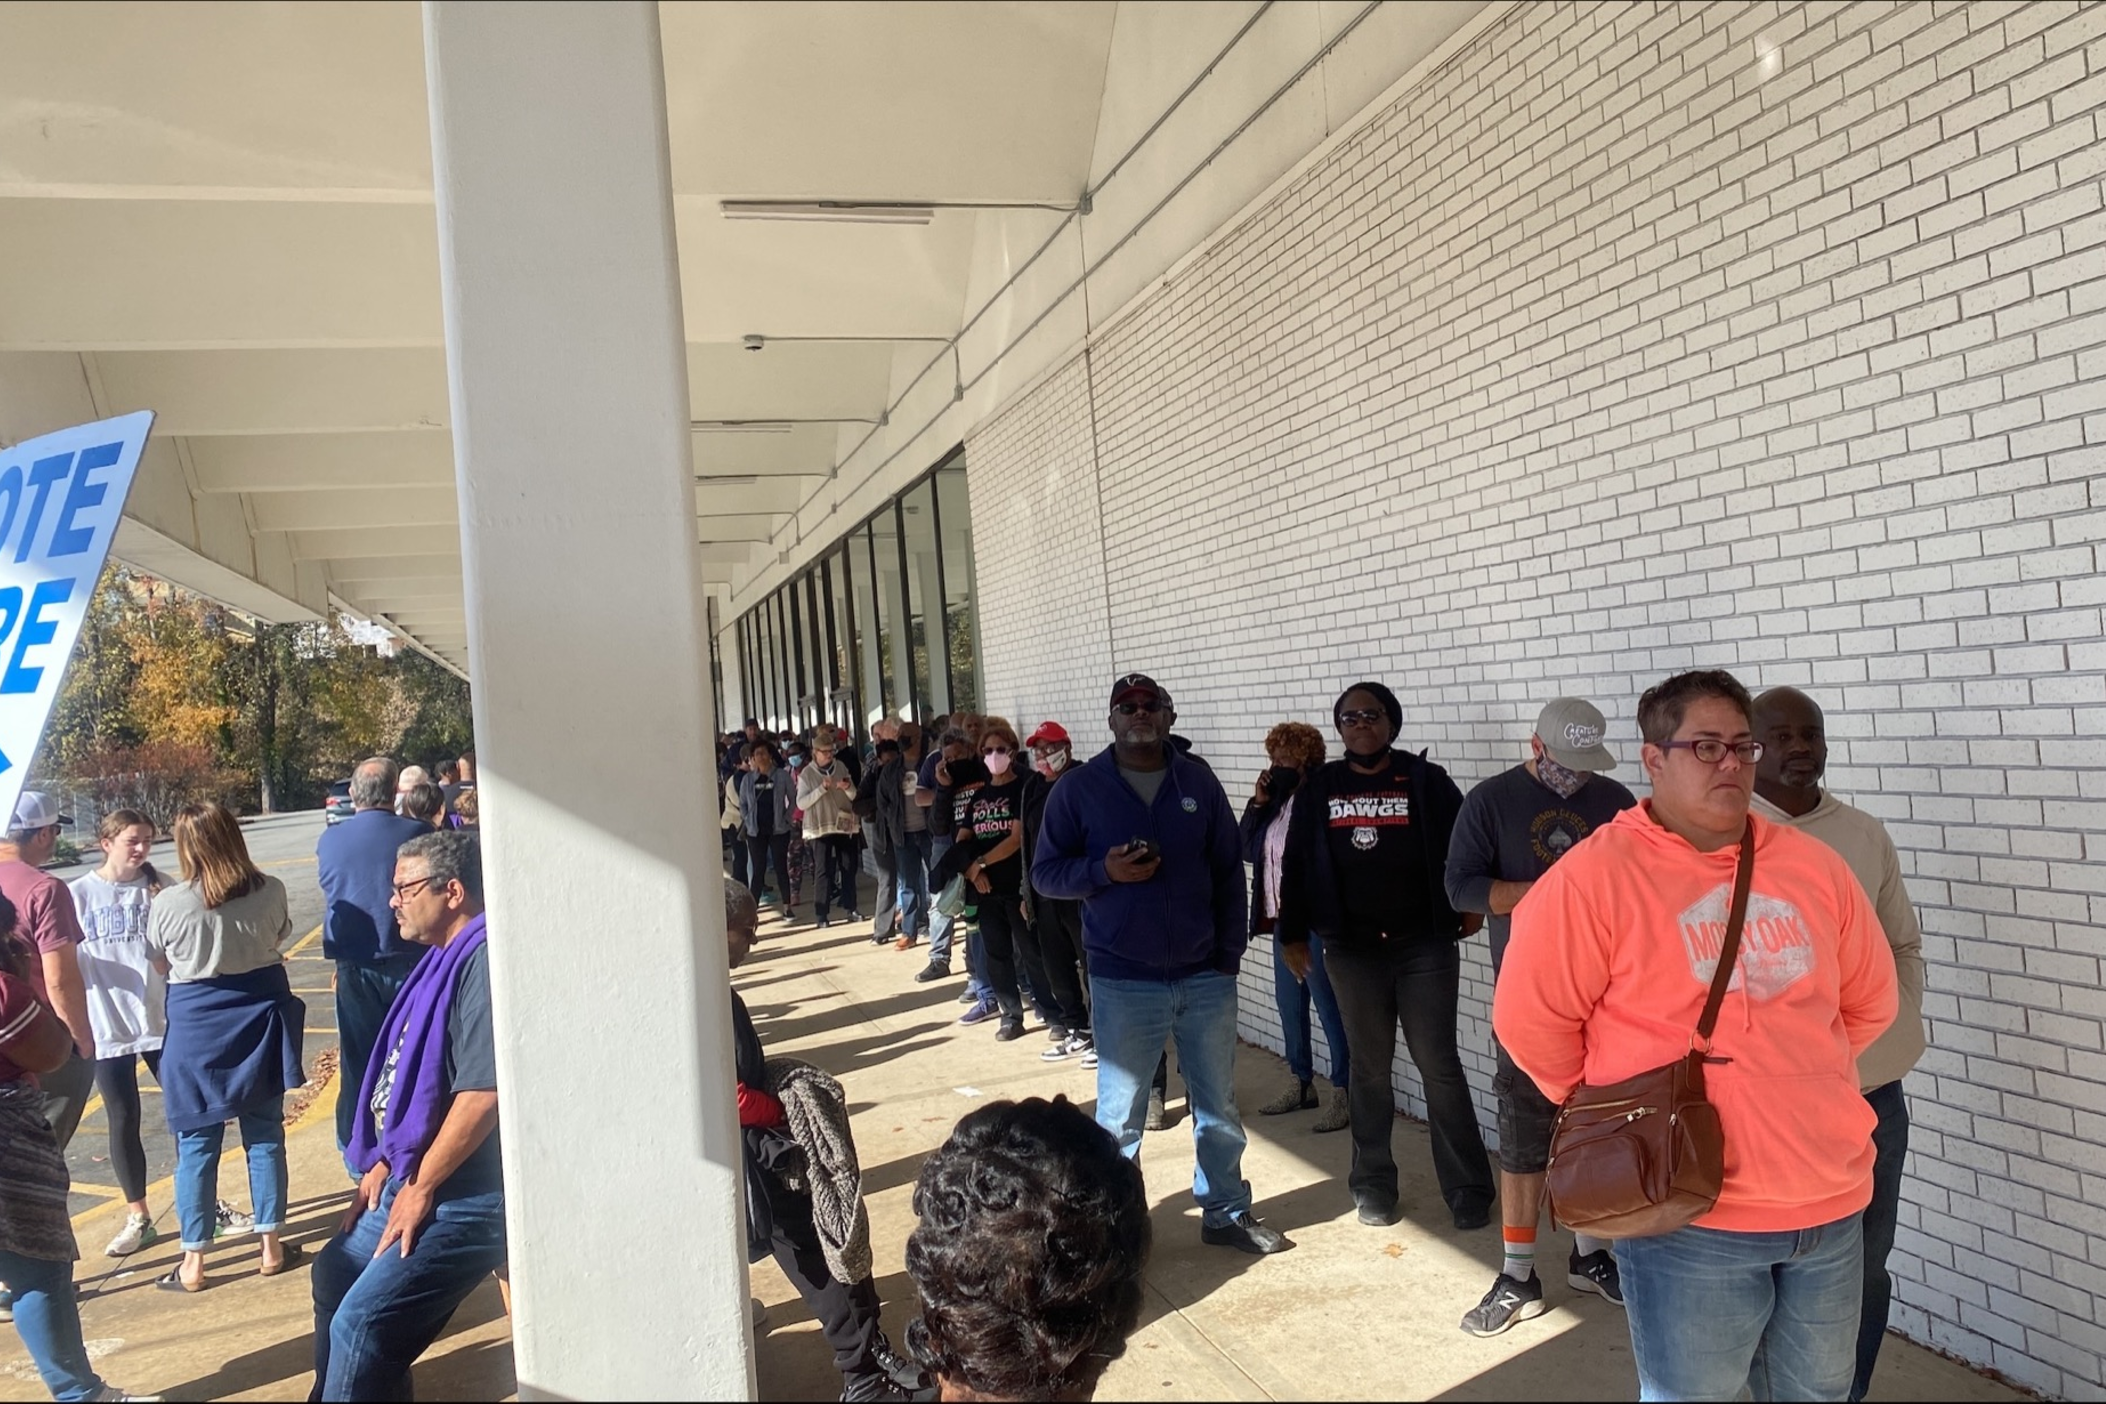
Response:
[68,810,169,1258]
[147,802,305,1293]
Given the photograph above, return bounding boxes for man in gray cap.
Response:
[1444,698,1637,1337]
[0,791,96,1146]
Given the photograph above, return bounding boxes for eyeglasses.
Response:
[390,876,437,901]
[1337,709,1387,727]
[1113,700,1161,716]
[1660,739,1764,765]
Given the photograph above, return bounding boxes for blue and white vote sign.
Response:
[0,411,154,824]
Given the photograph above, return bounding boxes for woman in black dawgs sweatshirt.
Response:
[1277,681,1495,1232]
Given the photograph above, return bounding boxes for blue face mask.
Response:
[788,755,807,770]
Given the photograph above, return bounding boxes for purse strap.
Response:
[1694,817,1757,1049]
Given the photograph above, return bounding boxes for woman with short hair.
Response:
[1278,683,1494,1231]
[148,802,305,1292]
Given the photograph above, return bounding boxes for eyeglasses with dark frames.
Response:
[1659,739,1764,765]
[1337,708,1387,726]
[390,876,438,901]
[1113,701,1161,716]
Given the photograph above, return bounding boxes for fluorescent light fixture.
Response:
[692,421,793,434]
[694,475,761,486]
[719,200,935,226]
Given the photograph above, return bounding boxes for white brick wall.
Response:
[967,1,2106,1395]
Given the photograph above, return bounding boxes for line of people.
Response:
[738,663,1922,1403]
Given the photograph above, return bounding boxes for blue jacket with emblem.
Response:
[1030,743,1247,982]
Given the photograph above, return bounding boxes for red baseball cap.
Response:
[1026,721,1070,748]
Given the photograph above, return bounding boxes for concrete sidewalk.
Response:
[743,902,2034,1402]
[0,1081,513,1403]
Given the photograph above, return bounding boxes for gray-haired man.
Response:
[316,756,436,1154]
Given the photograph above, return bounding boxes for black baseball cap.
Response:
[1109,673,1170,709]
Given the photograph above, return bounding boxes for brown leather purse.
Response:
[1545,820,1754,1240]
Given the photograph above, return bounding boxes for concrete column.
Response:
[423,5,751,1399]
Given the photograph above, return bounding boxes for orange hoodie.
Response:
[1492,802,1897,1234]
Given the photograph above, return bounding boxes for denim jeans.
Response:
[814,833,857,919]
[1273,935,1350,1087]
[0,1250,104,1401]
[310,1179,509,1402]
[176,1095,288,1250]
[1852,1079,1911,1402]
[1091,971,1251,1229]
[927,837,958,964]
[896,829,931,940]
[1620,1214,1864,1401]
[336,952,423,1156]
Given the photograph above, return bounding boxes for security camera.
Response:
[742,334,765,352]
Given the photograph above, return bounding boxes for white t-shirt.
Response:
[69,870,167,1058]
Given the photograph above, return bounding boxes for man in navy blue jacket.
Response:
[1033,674,1292,1256]
[316,756,436,1158]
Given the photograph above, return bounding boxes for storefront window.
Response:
[934,458,978,716]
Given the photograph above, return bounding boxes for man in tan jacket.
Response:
[1752,687,1928,1404]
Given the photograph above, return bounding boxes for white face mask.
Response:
[985,751,1013,777]
[1044,749,1069,773]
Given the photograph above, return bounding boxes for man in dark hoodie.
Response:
[1032,673,1291,1257]
[1278,682,1495,1232]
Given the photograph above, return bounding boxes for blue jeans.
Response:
[927,837,958,964]
[1620,1214,1864,1401]
[1091,971,1251,1229]
[1273,935,1350,1087]
[176,1095,288,1250]
[310,1179,509,1402]
[1852,1080,1910,1402]
[0,1251,104,1400]
[336,953,422,1156]
[896,829,931,940]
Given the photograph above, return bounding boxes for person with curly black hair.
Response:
[905,1096,1151,1402]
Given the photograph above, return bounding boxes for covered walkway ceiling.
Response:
[0,0,1490,671]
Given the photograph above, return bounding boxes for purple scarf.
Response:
[346,913,488,1182]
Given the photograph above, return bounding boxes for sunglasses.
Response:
[1113,700,1162,716]
[982,746,1013,756]
[1337,708,1387,726]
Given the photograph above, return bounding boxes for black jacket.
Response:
[1240,782,1292,937]
[1276,748,1468,953]
[854,760,890,860]
[872,754,913,857]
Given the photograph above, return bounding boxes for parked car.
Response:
[324,779,355,824]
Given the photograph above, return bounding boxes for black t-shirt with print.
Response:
[1325,755,1433,940]
[964,778,1025,895]
[749,773,778,838]
[936,757,990,838]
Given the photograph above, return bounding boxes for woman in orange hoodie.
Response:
[1494,670,1896,1403]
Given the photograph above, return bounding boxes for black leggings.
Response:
[94,1050,163,1203]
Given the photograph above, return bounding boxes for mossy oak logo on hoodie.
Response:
[1679,887,1816,1001]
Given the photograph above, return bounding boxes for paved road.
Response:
[50,809,337,1228]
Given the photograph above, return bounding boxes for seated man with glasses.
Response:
[311,830,507,1402]
[1494,669,1897,1403]
[1032,673,1292,1257]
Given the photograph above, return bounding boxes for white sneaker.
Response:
[104,1212,157,1258]
[92,1388,163,1403]
[214,1199,254,1236]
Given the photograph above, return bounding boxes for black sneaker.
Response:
[1046,1024,1069,1044]
[1200,1213,1293,1255]
[994,1021,1026,1042]
[873,1336,929,1392]
[1144,1089,1168,1131]
[1450,1198,1492,1231]
[1460,1271,1548,1337]
[1568,1248,1625,1307]
[913,962,952,983]
[1355,1195,1400,1227]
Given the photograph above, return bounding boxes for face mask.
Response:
[788,755,806,771]
[985,752,1013,776]
[1536,752,1588,799]
[1265,765,1301,798]
[1045,749,1069,774]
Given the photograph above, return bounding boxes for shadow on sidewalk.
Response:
[759,986,967,1046]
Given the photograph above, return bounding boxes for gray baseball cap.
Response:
[1536,698,1617,772]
